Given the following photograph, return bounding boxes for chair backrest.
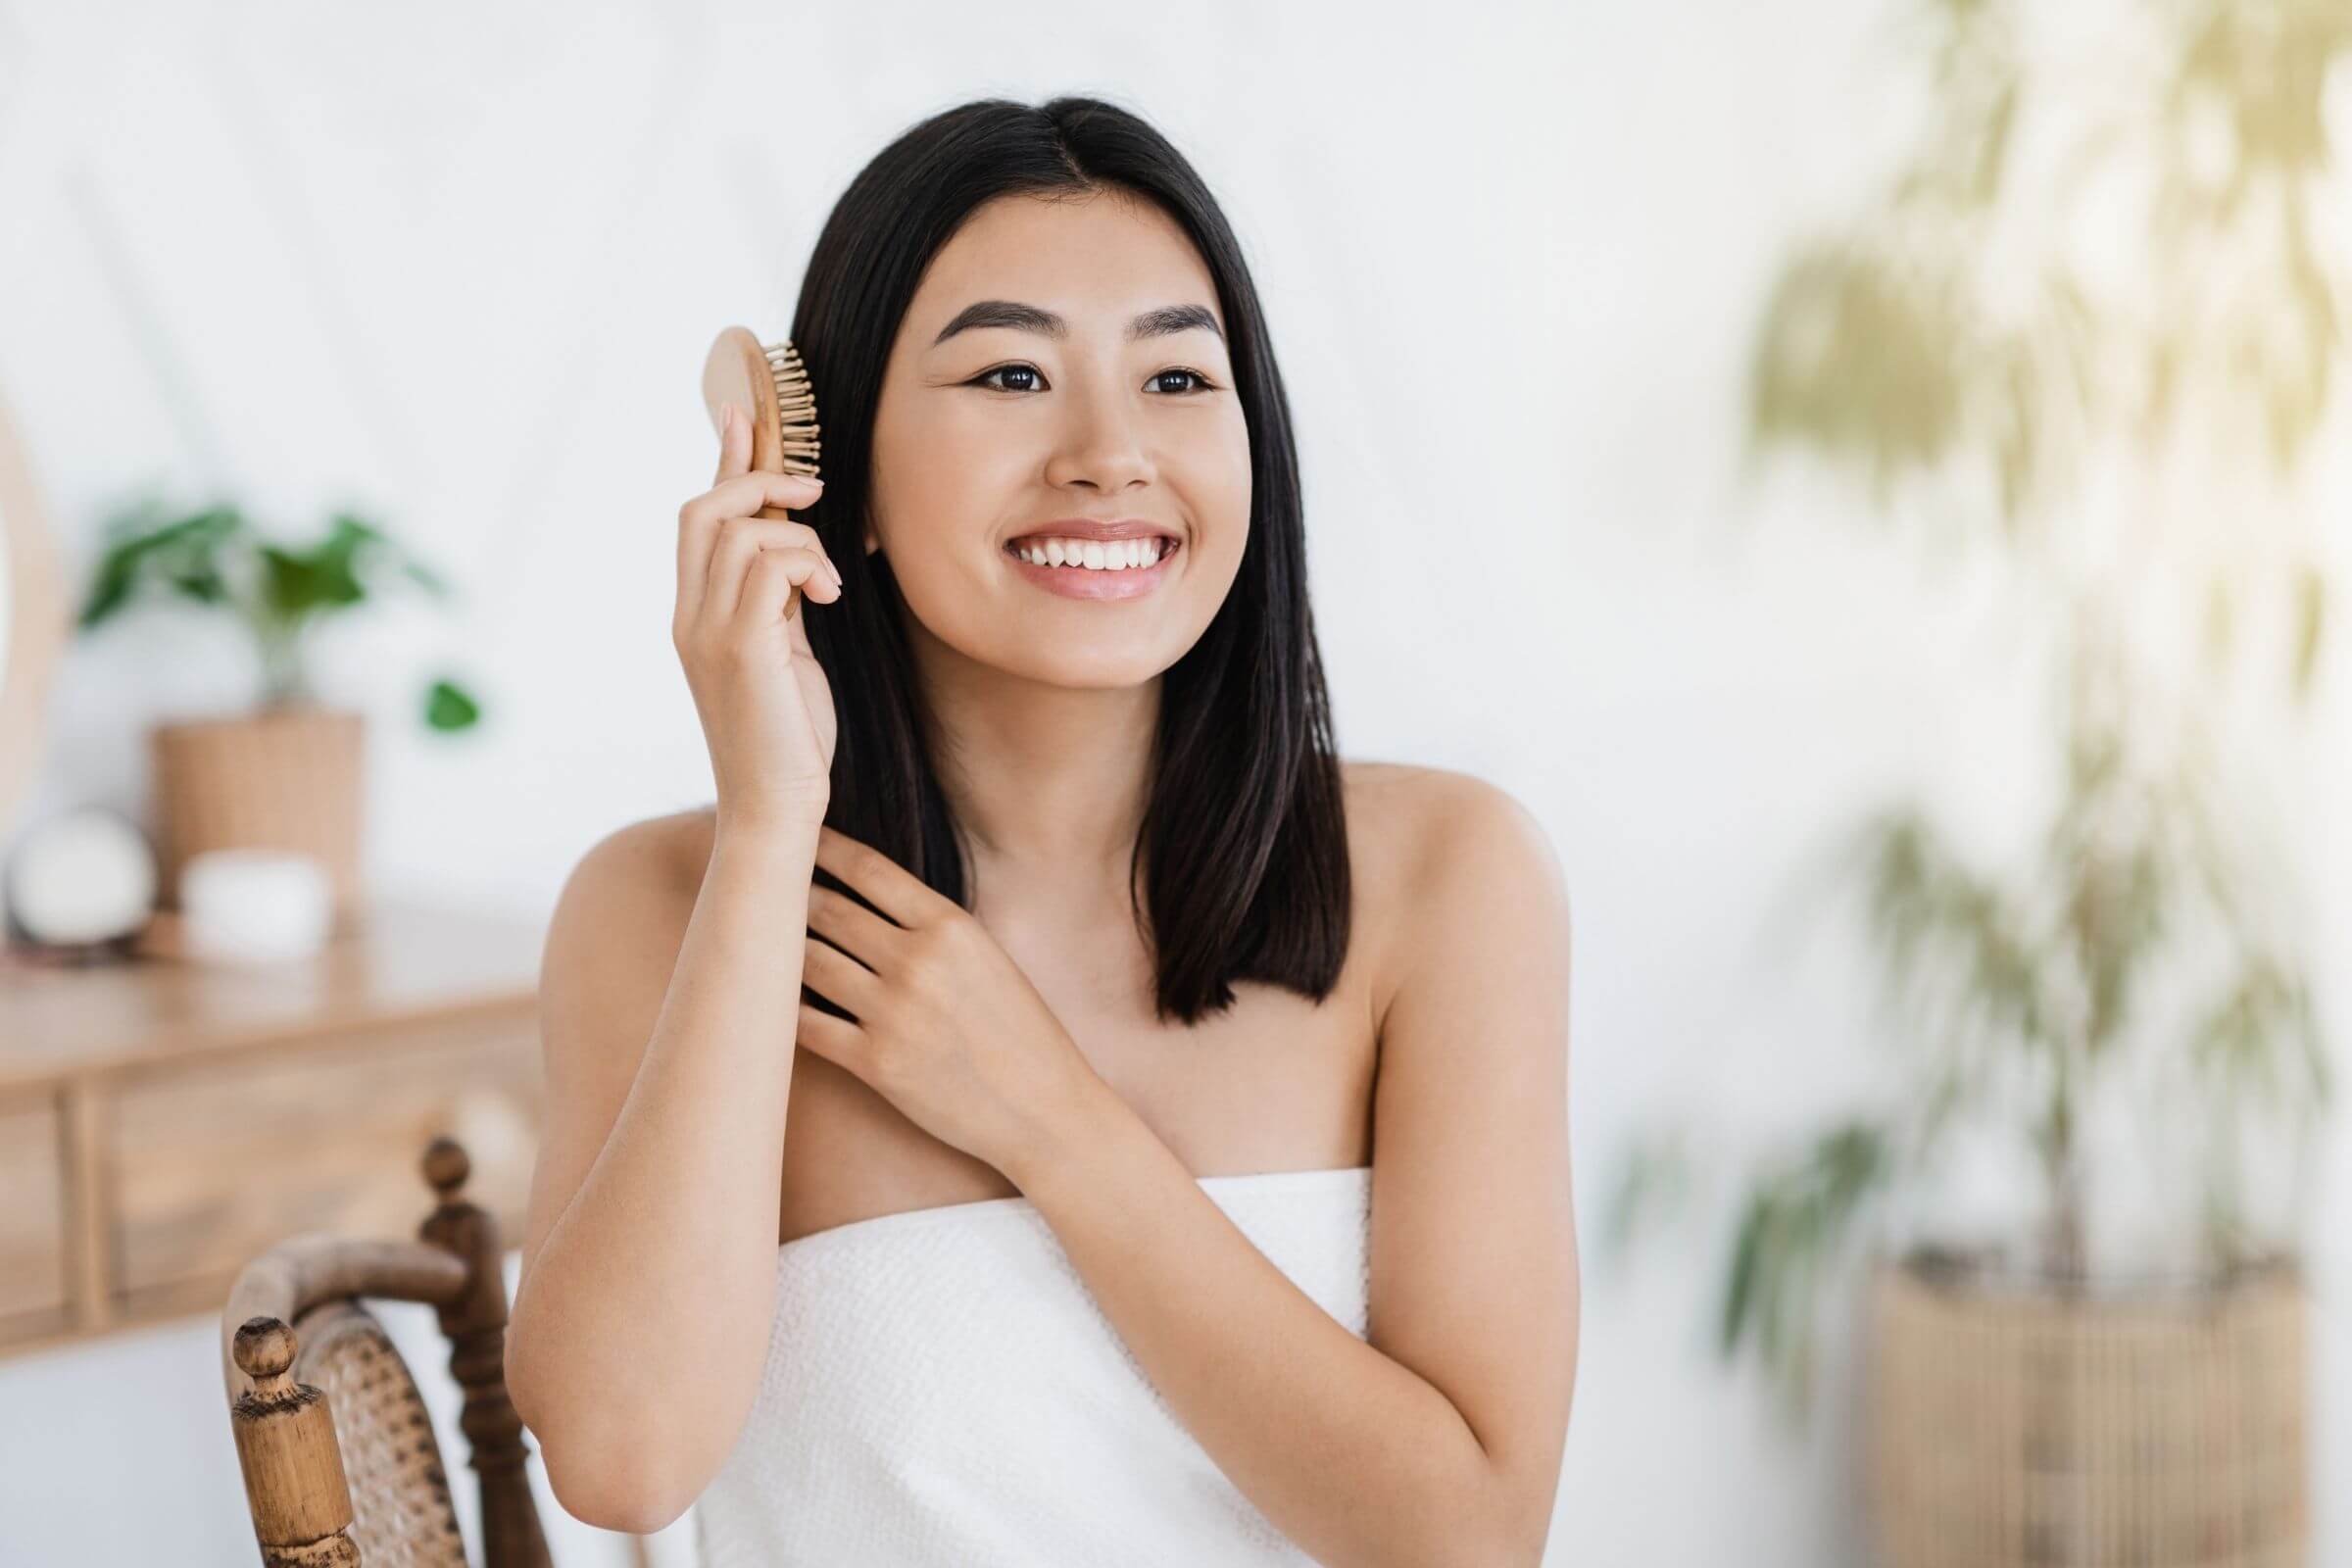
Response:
[221,1137,553,1568]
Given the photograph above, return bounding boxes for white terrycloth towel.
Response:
[694,1164,1374,1567]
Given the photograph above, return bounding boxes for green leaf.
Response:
[1720,1195,1766,1356]
[1972,79,2018,205]
[166,562,232,604]
[260,535,366,617]
[1602,1130,1692,1262]
[328,510,451,598]
[2291,563,2326,701]
[76,506,245,629]
[423,678,481,731]
[78,561,137,628]
[1746,241,1969,509]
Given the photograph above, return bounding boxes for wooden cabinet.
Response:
[0,899,546,1355]
[0,1103,65,1323]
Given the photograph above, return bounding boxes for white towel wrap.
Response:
[694,1164,1374,1567]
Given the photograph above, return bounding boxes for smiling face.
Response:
[867,188,1252,688]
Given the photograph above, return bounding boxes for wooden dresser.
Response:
[0,898,547,1357]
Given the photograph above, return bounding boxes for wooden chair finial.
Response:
[233,1316,298,1386]
[422,1135,470,1198]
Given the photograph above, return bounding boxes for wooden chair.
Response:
[220,1136,555,1568]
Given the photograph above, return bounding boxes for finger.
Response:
[712,520,839,618]
[701,520,816,625]
[701,513,828,553]
[783,566,818,662]
[680,411,768,622]
[681,508,821,627]
[814,826,943,928]
[713,401,750,485]
[676,502,719,625]
[685,468,826,529]
[732,544,839,629]
[795,1000,863,1072]
[808,881,909,967]
[802,934,882,1016]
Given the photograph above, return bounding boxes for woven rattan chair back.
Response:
[221,1137,553,1568]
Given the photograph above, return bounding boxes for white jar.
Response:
[182,848,333,965]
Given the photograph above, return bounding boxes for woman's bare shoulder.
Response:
[1342,759,1531,839]
[543,808,720,986]
[1339,758,1485,857]
[533,809,724,1093]
[568,807,719,904]
[1340,760,1534,1012]
[1339,758,1449,797]
[1339,760,1443,997]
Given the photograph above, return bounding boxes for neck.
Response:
[911,628,1160,899]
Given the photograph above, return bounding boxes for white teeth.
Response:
[1015,536,1167,569]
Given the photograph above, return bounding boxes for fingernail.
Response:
[827,560,845,590]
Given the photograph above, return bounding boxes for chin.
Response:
[996,642,1178,691]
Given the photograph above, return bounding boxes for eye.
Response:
[1151,367,1219,395]
[972,363,1046,394]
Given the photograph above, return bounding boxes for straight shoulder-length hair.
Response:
[791,95,1348,1027]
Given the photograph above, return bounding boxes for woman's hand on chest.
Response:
[794,825,1106,1179]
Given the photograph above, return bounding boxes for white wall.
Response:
[0,2,2343,1564]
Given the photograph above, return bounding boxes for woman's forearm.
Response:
[507,823,818,1527]
[1008,1083,1543,1568]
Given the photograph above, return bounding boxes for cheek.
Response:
[1193,417,1254,544]
[871,403,1024,549]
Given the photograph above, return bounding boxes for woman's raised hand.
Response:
[672,403,842,837]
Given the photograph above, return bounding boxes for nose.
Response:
[1042,376,1154,494]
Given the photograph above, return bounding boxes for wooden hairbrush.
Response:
[701,326,825,612]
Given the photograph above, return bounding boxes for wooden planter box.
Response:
[149,705,366,928]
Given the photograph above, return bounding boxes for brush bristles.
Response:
[762,340,823,478]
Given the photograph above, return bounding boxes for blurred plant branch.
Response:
[77,495,483,731]
[1615,0,2342,1420]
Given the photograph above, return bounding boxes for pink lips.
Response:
[1003,536,1179,600]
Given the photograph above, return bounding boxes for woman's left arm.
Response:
[1009,776,1579,1568]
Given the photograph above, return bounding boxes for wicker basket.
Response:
[149,705,365,929]
[1868,1255,2308,1568]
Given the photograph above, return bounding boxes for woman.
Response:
[505,95,1578,1566]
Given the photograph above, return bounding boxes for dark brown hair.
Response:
[791,95,1348,1026]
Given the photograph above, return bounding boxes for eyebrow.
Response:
[929,299,1226,348]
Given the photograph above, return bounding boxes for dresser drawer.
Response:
[0,1103,67,1331]
[107,1012,545,1312]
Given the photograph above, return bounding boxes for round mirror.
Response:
[0,385,68,846]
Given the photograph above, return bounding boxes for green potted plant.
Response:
[76,497,483,926]
[1612,2,2340,1563]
